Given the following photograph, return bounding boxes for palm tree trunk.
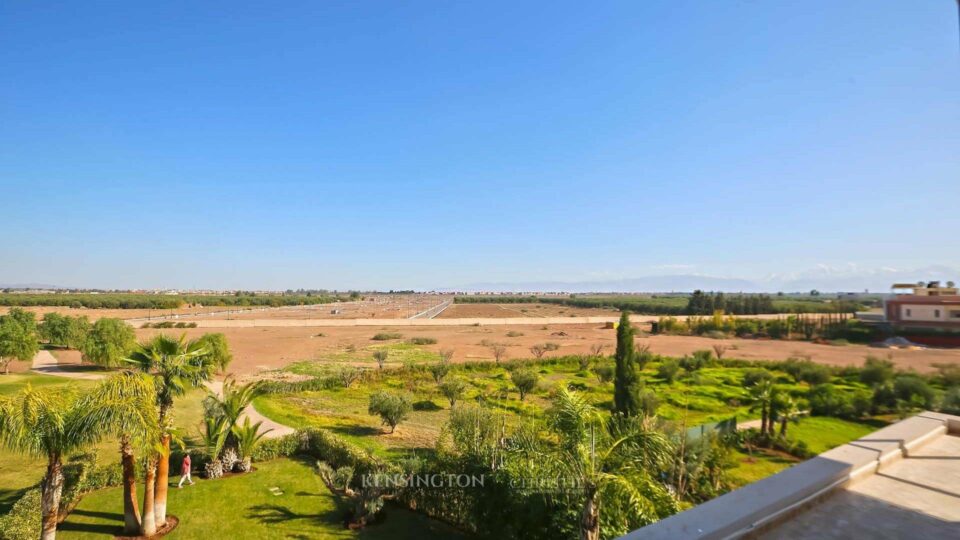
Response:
[120,436,141,534]
[580,489,600,540]
[155,433,170,524]
[40,453,64,540]
[780,417,788,437]
[760,409,768,435]
[141,457,158,536]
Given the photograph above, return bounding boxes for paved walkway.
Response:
[30,351,295,439]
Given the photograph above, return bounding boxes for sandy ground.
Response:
[124,324,960,376]
[437,303,621,319]
[175,295,451,321]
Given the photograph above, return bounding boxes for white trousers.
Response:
[178,470,193,487]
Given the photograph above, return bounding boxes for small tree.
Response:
[490,344,507,364]
[589,343,606,358]
[860,355,895,387]
[657,360,681,383]
[81,318,136,368]
[195,333,233,373]
[335,366,361,388]
[577,354,592,371]
[613,311,642,416]
[712,344,728,361]
[592,364,614,384]
[0,310,40,374]
[368,391,411,433]
[372,349,388,369]
[438,348,454,363]
[530,344,547,360]
[438,378,467,408]
[233,418,271,472]
[429,361,451,383]
[511,368,538,401]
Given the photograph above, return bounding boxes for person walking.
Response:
[177,454,194,488]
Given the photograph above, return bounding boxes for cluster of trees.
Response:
[656,312,874,342]
[0,333,235,540]
[0,292,340,310]
[0,309,233,375]
[685,291,777,315]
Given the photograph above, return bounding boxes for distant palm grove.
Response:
[0,292,344,310]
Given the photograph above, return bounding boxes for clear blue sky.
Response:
[1,1,958,291]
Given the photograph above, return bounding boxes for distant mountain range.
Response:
[440,265,960,294]
[0,283,65,290]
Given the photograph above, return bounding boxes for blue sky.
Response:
[1,1,958,291]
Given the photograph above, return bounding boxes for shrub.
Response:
[506,331,524,338]
[544,342,560,351]
[372,349,388,369]
[408,337,437,345]
[940,387,960,415]
[638,389,660,416]
[657,360,681,383]
[439,378,467,407]
[742,369,774,388]
[0,488,41,540]
[783,359,831,385]
[893,375,935,409]
[871,383,898,413]
[679,350,712,372]
[368,391,411,433]
[860,356,895,387]
[511,368,539,401]
[934,363,960,387]
[371,332,402,341]
[429,361,451,383]
[592,365,615,383]
[808,384,857,418]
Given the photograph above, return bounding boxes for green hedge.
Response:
[0,489,41,540]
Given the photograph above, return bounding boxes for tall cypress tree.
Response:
[613,311,640,416]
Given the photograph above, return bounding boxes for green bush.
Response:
[893,375,935,409]
[407,337,437,345]
[742,369,774,387]
[808,384,861,419]
[657,360,681,383]
[860,356,895,386]
[940,387,960,415]
[0,488,41,540]
[372,332,403,341]
[368,391,412,433]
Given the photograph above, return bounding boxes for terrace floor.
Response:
[757,433,960,539]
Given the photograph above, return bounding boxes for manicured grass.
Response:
[727,448,799,487]
[785,416,883,454]
[58,458,462,540]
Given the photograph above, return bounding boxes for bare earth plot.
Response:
[437,302,621,319]
[128,324,960,376]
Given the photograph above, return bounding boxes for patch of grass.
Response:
[786,416,881,454]
[407,337,437,345]
[57,458,462,539]
[372,332,403,341]
[727,448,798,487]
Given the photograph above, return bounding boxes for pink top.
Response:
[182,455,191,474]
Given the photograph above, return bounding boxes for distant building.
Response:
[884,281,960,331]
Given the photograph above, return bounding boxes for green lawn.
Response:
[58,458,463,540]
[727,449,798,487]
[785,416,884,454]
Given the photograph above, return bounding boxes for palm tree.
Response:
[542,388,678,540]
[749,379,776,436]
[78,371,159,535]
[232,417,272,472]
[202,376,264,472]
[127,334,216,532]
[0,387,87,540]
[776,395,801,437]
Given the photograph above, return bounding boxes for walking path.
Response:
[30,351,295,439]
[204,381,296,439]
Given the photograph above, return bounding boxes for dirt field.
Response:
[107,324,960,375]
[437,302,620,319]
[174,295,452,321]
[0,294,452,322]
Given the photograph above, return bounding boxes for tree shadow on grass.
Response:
[246,503,345,528]
[329,425,382,437]
[0,488,27,515]
[57,510,124,536]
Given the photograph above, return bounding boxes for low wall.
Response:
[620,411,959,540]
